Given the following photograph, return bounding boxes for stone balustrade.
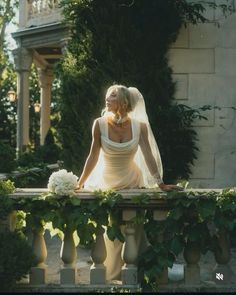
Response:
[2,188,236,292]
[19,0,62,28]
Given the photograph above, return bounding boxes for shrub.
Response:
[0,231,37,291]
[16,129,61,168]
[0,141,16,173]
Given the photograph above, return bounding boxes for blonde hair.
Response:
[105,84,132,114]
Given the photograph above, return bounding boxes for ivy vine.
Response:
[1,180,236,288]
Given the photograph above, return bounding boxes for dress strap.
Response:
[97,117,107,137]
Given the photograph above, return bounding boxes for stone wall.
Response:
[168,0,236,188]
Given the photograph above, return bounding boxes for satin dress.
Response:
[94,117,148,281]
[97,116,144,189]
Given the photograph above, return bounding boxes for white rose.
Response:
[47,169,78,196]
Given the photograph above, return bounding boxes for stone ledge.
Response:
[157,283,236,293]
[12,282,236,293]
[13,283,140,293]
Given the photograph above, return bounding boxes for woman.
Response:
[75,84,181,280]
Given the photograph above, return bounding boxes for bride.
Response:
[75,84,181,280]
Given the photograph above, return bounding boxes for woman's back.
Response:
[90,116,144,190]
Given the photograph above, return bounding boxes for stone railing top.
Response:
[9,188,223,206]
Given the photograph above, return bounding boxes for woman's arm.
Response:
[75,119,101,190]
[139,123,182,191]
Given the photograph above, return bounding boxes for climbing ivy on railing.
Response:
[0,179,15,219]
[138,188,236,287]
[1,181,236,288]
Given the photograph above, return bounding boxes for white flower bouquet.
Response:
[48,169,78,196]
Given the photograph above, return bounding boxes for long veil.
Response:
[84,87,163,190]
[128,87,163,187]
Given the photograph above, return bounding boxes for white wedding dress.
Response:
[85,116,149,281]
[98,116,144,190]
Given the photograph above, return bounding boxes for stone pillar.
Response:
[60,228,77,285]
[30,225,48,285]
[213,229,233,284]
[90,225,107,284]
[153,209,168,285]
[13,47,32,157]
[183,240,201,285]
[121,210,138,285]
[38,68,54,145]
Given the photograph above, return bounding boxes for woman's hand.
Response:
[159,183,184,192]
[75,183,82,193]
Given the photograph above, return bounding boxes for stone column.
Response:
[213,229,233,284]
[38,68,54,145]
[153,209,169,285]
[60,228,77,285]
[90,225,107,284]
[13,47,32,157]
[30,225,48,285]
[183,240,201,285]
[121,209,138,285]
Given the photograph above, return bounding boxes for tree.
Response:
[0,1,18,147]
[0,0,18,86]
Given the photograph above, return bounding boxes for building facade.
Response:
[169,1,236,188]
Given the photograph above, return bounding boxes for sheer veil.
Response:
[128,87,163,187]
[84,87,163,190]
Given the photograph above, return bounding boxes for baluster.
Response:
[121,210,138,285]
[60,228,77,285]
[30,225,48,285]
[90,225,107,284]
[33,0,39,16]
[40,0,44,13]
[18,0,31,28]
[44,0,50,13]
[48,0,54,9]
[27,0,34,20]
[183,240,200,285]
[213,229,233,284]
[54,0,59,9]
[153,209,168,285]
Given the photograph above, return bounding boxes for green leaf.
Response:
[77,222,96,246]
[106,226,116,241]
[169,236,184,256]
[198,200,216,218]
[132,194,150,205]
[106,225,125,242]
[169,207,183,220]
[70,197,81,206]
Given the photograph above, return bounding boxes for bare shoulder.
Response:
[92,117,101,136]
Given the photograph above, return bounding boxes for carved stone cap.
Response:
[12,47,33,72]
